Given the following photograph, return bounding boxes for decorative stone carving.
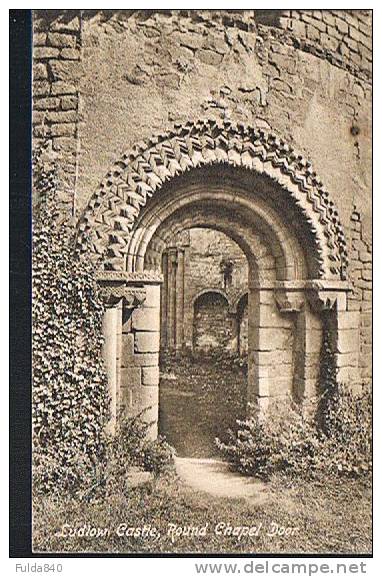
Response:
[274,289,304,313]
[96,270,163,283]
[76,119,348,278]
[99,284,146,307]
[306,280,351,312]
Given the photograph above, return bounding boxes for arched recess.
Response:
[191,288,231,308]
[77,119,356,437]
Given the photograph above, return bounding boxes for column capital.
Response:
[96,271,163,284]
[274,288,305,313]
[99,284,146,307]
[305,280,351,313]
[96,271,163,307]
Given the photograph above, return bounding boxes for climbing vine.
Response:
[32,147,110,495]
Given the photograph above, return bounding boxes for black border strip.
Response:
[9,9,32,557]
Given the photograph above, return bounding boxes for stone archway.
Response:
[77,119,356,438]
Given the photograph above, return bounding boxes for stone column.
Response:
[292,299,322,402]
[307,281,357,388]
[102,304,119,434]
[248,284,297,417]
[167,249,177,351]
[175,248,185,351]
[182,245,194,352]
[161,252,168,350]
[118,272,162,440]
[97,271,162,439]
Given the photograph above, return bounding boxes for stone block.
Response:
[49,123,76,137]
[306,24,320,41]
[311,18,326,33]
[337,311,359,330]
[337,366,359,384]
[142,366,160,386]
[33,96,60,110]
[49,60,83,81]
[257,327,292,351]
[336,328,359,354]
[360,312,371,327]
[349,26,361,42]
[134,331,160,353]
[362,269,372,281]
[335,18,349,35]
[121,385,158,439]
[180,32,203,51]
[257,377,269,397]
[51,81,77,95]
[50,16,80,32]
[322,12,336,26]
[33,32,47,46]
[33,125,46,138]
[32,111,44,125]
[33,81,50,96]
[52,137,76,151]
[120,367,141,389]
[144,284,161,308]
[321,33,339,52]
[34,46,60,59]
[196,49,223,66]
[131,353,159,367]
[121,333,134,357]
[335,352,358,368]
[305,329,322,353]
[46,110,77,123]
[131,307,160,332]
[33,62,48,80]
[60,95,78,110]
[291,19,307,37]
[61,48,80,60]
[48,32,77,48]
[344,36,358,53]
[253,350,293,367]
[258,303,292,328]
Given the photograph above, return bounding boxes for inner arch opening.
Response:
[158,227,249,458]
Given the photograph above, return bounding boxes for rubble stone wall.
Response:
[32,9,372,393]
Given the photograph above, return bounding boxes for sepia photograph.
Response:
[25,8,373,556]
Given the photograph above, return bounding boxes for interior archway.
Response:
[158,227,249,457]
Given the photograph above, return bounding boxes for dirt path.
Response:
[175,457,268,503]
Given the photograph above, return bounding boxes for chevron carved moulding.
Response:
[76,119,348,279]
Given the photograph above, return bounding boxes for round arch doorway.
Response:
[77,120,353,440]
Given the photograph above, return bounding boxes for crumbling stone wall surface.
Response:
[348,208,372,384]
[32,8,372,415]
[186,229,248,296]
[193,292,233,353]
[32,9,372,227]
[33,12,81,214]
[161,228,248,354]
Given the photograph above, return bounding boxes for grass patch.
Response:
[33,471,371,555]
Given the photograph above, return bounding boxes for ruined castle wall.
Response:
[193,292,234,353]
[32,9,372,383]
[164,228,248,354]
[185,229,248,297]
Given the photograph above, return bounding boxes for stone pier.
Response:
[98,271,162,438]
